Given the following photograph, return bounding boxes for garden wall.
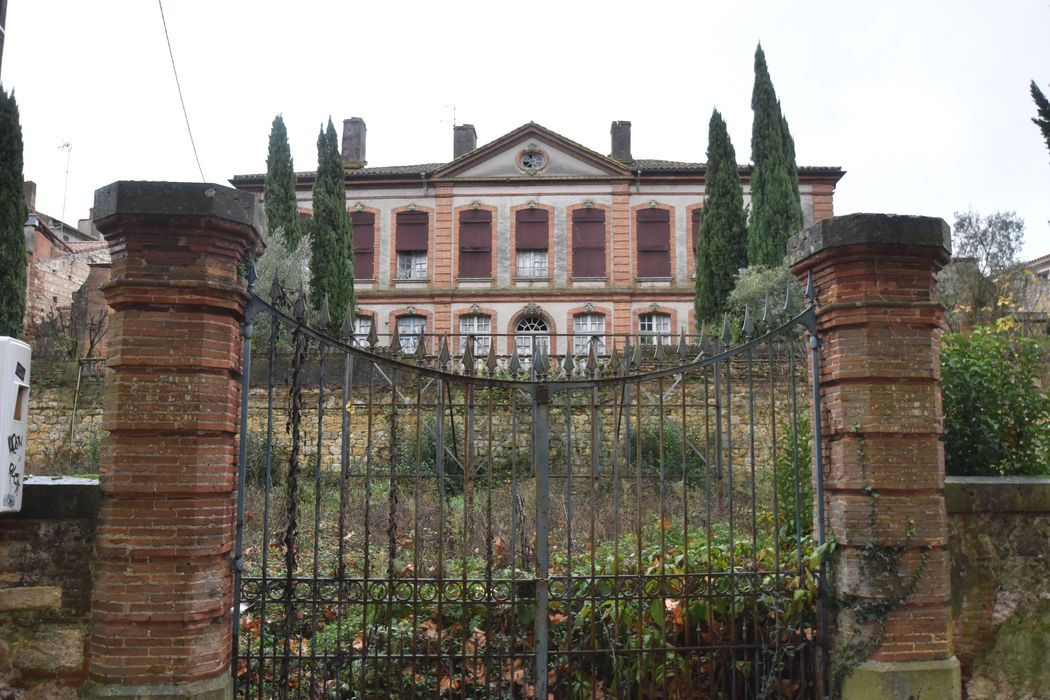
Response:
[947,476,1050,699]
[0,478,99,698]
[22,363,104,476]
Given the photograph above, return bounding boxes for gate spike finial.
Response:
[415,331,428,362]
[654,337,667,363]
[294,287,307,321]
[485,338,499,374]
[246,261,258,291]
[318,295,331,329]
[269,274,283,306]
[562,347,575,375]
[784,278,795,314]
[438,336,451,369]
[509,348,521,375]
[761,294,771,331]
[632,342,642,370]
[462,336,475,374]
[742,305,754,338]
[390,324,402,354]
[587,336,599,375]
[609,344,622,374]
[677,327,689,360]
[366,319,379,349]
[698,321,707,354]
[804,270,816,304]
[720,313,731,346]
[536,343,550,376]
[341,306,354,340]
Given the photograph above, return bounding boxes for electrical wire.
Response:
[158,0,206,182]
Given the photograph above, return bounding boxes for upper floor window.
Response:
[515,316,549,358]
[639,312,671,345]
[572,209,606,278]
[397,315,427,354]
[636,209,671,278]
[691,208,702,256]
[396,211,428,280]
[516,209,549,279]
[459,314,492,356]
[573,313,606,355]
[351,211,376,280]
[458,209,493,279]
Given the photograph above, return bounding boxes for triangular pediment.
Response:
[433,123,632,181]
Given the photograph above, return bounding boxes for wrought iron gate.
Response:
[233,279,828,699]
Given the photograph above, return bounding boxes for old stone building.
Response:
[231,120,844,353]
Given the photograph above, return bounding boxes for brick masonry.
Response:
[85,181,261,697]
[788,214,961,695]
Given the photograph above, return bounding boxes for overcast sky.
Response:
[4,0,1049,259]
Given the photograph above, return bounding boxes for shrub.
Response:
[941,328,1050,476]
[770,415,813,539]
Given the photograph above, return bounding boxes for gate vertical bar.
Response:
[232,292,255,689]
[533,385,550,700]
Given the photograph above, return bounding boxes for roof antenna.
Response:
[59,141,72,224]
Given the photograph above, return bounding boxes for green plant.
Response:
[243,430,289,486]
[626,419,709,483]
[941,327,1050,476]
[0,85,27,338]
[770,415,813,540]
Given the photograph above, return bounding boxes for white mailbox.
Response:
[0,337,30,513]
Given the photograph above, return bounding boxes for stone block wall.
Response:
[947,476,1050,699]
[22,366,104,475]
[0,478,99,698]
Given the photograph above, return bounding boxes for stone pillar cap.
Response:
[787,213,951,268]
[93,181,262,235]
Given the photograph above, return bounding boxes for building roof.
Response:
[230,121,845,187]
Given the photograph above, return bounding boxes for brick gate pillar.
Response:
[787,214,961,698]
[85,182,262,699]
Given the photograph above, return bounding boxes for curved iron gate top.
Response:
[233,281,828,699]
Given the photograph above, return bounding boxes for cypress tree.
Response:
[748,44,804,266]
[0,86,27,338]
[309,118,354,331]
[1031,80,1050,161]
[696,109,748,324]
[264,114,301,250]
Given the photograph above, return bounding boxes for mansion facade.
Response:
[231,120,844,356]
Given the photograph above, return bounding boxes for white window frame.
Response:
[515,316,550,358]
[516,249,548,279]
[459,315,492,356]
[353,317,373,346]
[639,312,671,345]
[396,251,428,280]
[397,315,427,353]
[573,313,606,355]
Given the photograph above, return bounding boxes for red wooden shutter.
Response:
[350,211,375,280]
[396,211,428,251]
[458,209,492,278]
[572,209,606,278]
[691,208,702,256]
[516,209,549,249]
[636,209,670,277]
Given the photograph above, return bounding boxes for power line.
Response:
[158,0,205,182]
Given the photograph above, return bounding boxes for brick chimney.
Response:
[454,124,477,159]
[23,181,36,211]
[342,117,366,166]
[610,121,632,162]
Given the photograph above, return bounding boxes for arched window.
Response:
[396,315,427,353]
[515,316,549,358]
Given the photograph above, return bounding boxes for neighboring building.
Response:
[22,181,111,348]
[231,120,844,354]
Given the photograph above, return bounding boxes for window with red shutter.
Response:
[458,209,493,279]
[516,209,549,279]
[572,209,606,278]
[351,211,375,280]
[396,211,429,279]
[691,208,702,257]
[636,209,671,278]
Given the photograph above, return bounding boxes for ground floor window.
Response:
[639,312,671,345]
[573,313,606,355]
[459,315,492,356]
[515,316,549,358]
[397,315,427,353]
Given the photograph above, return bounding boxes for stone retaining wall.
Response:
[947,476,1050,699]
[0,478,99,698]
